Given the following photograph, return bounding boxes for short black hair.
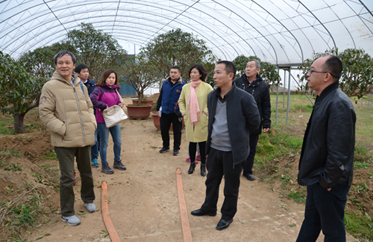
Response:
[188,64,207,81]
[75,64,89,73]
[170,66,181,73]
[323,55,342,81]
[217,61,236,79]
[54,50,76,65]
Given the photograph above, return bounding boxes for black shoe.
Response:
[244,174,255,181]
[216,218,233,230]
[159,147,170,153]
[188,162,196,174]
[191,209,216,216]
[173,149,179,156]
[101,164,114,174]
[200,164,206,177]
[113,160,126,170]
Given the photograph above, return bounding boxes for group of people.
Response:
[40,50,355,242]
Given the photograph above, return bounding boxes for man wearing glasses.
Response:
[296,55,356,241]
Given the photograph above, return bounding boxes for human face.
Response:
[306,56,329,95]
[213,63,233,89]
[56,54,75,81]
[190,68,202,82]
[245,61,260,79]
[77,68,89,82]
[170,68,181,82]
[105,73,116,87]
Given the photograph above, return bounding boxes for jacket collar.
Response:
[242,73,262,84]
[316,81,339,103]
[215,83,236,100]
[166,76,182,85]
[52,70,81,86]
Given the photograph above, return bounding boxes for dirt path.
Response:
[28,102,358,242]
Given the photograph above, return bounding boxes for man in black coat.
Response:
[296,55,356,241]
[75,64,99,168]
[190,61,260,231]
[234,59,271,181]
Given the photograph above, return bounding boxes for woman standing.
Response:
[179,64,213,176]
[90,70,126,174]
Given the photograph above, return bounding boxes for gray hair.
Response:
[247,59,261,69]
[54,50,77,65]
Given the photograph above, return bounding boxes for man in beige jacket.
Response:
[39,51,97,226]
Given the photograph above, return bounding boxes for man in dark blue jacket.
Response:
[156,66,185,156]
[234,59,271,181]
[296,55,356,242]
[75,64,99,167]
[191,61,260,230]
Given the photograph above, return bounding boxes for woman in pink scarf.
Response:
[178,64,213,176]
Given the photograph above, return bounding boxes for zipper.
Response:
[73,87,86,146]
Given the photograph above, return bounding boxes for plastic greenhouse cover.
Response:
[0,0,372,65]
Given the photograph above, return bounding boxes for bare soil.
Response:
[0,99,363,242]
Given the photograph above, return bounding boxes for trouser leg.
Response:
[171,113,182,150]
[221,152,243,220]
[201,148,223,213]
[189,142,197,163]
[243,134,259,175]
[76,146,95,204]
[160,113,172,149]
[54,147,76,217]
[110,124,122,162]
[198,142,207,165]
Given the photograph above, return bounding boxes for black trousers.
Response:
[201,148,243,220]
[189,141,206,164]
[243,133,259,176]
[296,183,350,242]
[160,112,182,150]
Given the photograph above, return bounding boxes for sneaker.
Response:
[101,164,114,174]
[185,157,198,164]
[159,147,170,153]
[91,158,99,167]
[113,160,126,170]
[173,149,179,156]
[73,171,77,185]
[196,155,201,161]
[84,203,96,213]
[61,215,81,226]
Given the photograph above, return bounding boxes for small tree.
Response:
[233,55,281,86]
[66,23,127,80]
[0,51,47,133]
[124,55,158,104]
[140,28,215,89]
[298,48,373,98]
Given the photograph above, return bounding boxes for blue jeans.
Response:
[97,123,122,165]
[296,183,350,242]
[91,129,99,160]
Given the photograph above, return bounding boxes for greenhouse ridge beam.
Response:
[42,0,68,34]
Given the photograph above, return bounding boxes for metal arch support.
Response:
[111,0,121,34]
[359,0,373,17]
[1,1,233,59]
[253,1,304,64]
[345,0,373,35]
[298,0,337,49]
[326,1,356,48]
[8,15,229,60]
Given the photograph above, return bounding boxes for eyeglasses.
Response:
[307,69,337,78]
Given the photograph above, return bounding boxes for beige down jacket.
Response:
[39,71,97,147]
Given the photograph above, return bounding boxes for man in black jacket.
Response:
[190,61,260,230]
[296,55,356,242]
[75,64,99,168]
[234,59,271,181]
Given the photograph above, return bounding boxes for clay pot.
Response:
[151,112,185,131]
[132,99,153,105]
[126,105,152,119]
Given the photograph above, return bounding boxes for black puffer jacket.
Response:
[298,81,356,188]
[234,74,271,134]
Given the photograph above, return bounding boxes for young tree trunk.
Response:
[13,113,26,133]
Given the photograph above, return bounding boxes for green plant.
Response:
[9,204,38,227]
[4,163,22,172]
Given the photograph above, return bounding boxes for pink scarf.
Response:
[188,80,201,127]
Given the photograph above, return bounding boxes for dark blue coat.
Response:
[156,77,185,115]
[83,78,97,95]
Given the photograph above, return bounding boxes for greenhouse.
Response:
[1,1,373,241]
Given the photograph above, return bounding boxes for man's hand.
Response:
[263,128,270,132]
